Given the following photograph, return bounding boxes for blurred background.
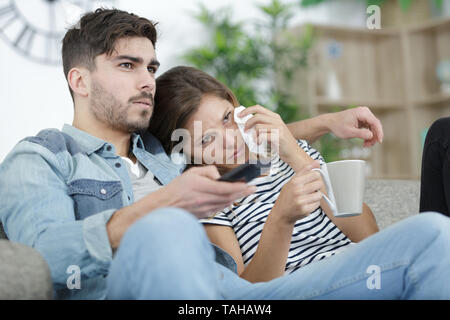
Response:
[1,0,449,179]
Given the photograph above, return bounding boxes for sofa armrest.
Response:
[0,240,53,299]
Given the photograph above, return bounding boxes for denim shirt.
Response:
[0,124,236,299]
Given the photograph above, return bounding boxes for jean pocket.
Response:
[68,179,123,220]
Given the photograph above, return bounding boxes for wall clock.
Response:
[0,0,115,65]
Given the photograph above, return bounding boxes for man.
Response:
[0,9,389,299]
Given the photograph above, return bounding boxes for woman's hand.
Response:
[271,161,323,225]
[237,105,300,163]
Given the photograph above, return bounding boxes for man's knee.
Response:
[409,212,450,240]
[130,207,199,235]
[119,207,209,255]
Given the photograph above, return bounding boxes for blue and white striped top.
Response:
[200,140,354,274]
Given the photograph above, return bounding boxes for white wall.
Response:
[0,0,360,162]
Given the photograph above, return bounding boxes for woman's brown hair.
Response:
[149,66,240,156]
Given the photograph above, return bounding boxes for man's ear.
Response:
[67,67,90,98]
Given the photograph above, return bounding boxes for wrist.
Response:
[106,208,132,250]
[148,185,179,209]
[106,186,178,250]
[282,144,315,173]
[317,113,333,136]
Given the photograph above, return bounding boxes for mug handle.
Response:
[312,168,338,216]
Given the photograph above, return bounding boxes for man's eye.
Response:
[148,66,157,74]
[120,63,133,69]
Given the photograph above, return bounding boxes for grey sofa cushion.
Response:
[364,179,420,230]
[0,240,53,299]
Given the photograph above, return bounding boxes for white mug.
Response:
[313,160,366,217]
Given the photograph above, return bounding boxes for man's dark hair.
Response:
[62,8,158,100]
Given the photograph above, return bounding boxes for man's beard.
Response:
[90,81,154,133]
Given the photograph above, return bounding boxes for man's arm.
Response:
[0,142,255,290]
[287,107,384,146]
[0,142,115,289]
[107,165,256,249]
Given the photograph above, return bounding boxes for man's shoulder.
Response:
[0,128,81,181]
[19,128,83,157]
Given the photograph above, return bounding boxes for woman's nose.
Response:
[223,128,240,149]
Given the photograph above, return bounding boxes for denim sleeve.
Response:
[0,141,115,289]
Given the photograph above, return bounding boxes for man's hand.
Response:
[165,165,257,219]
[106,165,256,249]
[327,106,383,147]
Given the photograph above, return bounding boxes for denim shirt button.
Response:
[106,145,112,152]
[115,163,121,168]
[100,188,107,195]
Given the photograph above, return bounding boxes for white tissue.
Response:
[234,106,269,156]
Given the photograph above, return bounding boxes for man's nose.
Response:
[137,68,155,93]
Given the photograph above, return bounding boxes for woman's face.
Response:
[183,94,249,169]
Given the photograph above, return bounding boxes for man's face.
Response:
[88,36,159,133]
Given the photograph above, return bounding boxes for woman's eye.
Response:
[202,135,213,145]
[224,111,232,123]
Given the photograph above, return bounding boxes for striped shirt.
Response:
[200,140,354,274]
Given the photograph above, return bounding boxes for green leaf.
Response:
[367,0,386,7]
[299,0,328,7]
[398,0,413,11]
[434,0,443,9]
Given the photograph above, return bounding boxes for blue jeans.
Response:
[106,208,450,299]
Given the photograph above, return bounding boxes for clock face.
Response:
[0,0,115,65]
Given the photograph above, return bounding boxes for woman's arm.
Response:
[204,212,295,283]
[320,201,379,242]
[285,140,379,242]
[203,163,323,283]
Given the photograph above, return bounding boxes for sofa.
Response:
[0,179,421,299]
[0,240,53,299]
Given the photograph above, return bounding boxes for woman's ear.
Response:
[67,67,90,98]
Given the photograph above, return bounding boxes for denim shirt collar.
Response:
[62,124,107,155]
[61,124,185,185]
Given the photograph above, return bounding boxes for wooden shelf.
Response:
[283,19,450,179]
[315,96,404,110]
[413,92,450,106]
[405,17,450,33]
[295,23,400,37]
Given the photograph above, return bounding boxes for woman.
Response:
[420,117,450,217]
[149,66,379,282]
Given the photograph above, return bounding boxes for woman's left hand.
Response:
[237,105,299,162]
